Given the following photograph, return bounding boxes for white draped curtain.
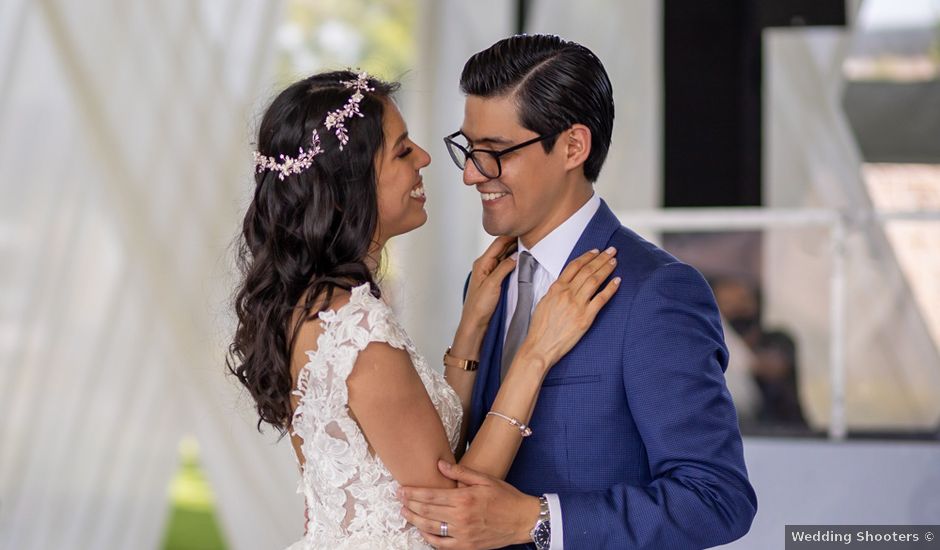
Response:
[0,1,302,548]
[0,1,519,549]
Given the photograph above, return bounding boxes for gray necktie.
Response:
[501,251,537,381]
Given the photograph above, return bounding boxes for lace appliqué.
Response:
[285,283,462,550]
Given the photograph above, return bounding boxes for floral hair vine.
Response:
[253,71,375,181]
[252,131,322,181]
[325,72,375,150]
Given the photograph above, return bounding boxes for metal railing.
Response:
[614,207,940,440]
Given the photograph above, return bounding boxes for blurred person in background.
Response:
[752,330,807,429]
[712,277,808,431]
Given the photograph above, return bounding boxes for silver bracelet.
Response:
[486,411,533,437]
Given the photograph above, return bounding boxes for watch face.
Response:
[534,520,551,548]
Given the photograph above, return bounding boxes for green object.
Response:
[161,438,228,550]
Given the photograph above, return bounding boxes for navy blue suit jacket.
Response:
[466,200,757,549]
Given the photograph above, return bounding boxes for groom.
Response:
[400,34,757,549]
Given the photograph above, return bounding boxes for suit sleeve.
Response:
[462,272,471,303]
[556,262,757,549]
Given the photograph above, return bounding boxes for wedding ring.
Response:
[440,521,449,537]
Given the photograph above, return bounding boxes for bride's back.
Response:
[287,287,352,467]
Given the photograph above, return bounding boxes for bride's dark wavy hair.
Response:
[228,70,400,434]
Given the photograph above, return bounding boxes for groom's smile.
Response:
[460,94,594,249]
[480,191,509,202]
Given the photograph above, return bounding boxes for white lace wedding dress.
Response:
[285,283,463,550]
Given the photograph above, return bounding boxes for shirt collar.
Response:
[518,193,601,280]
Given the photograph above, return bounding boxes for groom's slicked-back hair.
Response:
[460,34,614,182]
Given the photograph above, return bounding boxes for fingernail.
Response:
[605,246,616,255]
[613,277,622,284]
[439,460,450,470]
[590,248,600,254]
[609,258,616,265]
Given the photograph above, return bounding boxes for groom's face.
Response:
[459,94,572,246]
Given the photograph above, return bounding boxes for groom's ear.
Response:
[563,124,592,174]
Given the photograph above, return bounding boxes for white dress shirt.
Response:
[502,192,601,550]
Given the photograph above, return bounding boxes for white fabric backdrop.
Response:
[0,1,302,548]
[0,1,519,549]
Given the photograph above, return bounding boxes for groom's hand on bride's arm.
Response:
[399,460,539,550]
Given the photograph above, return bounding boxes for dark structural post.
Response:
[662,0,846,208]
[516,0,531,35]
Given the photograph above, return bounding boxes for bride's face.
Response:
[374,99,431,243]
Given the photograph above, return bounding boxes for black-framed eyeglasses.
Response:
[443,130,562,179]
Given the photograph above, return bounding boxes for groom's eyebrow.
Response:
[460,129,512,146]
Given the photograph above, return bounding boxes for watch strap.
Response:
[530,495,551,550]
[443,347,479,371]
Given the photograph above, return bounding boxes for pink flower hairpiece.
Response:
[253,130,322,181]
[324,72,375,150]
[253,71,374,179]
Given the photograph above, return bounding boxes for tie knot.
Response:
[517,251,537,284]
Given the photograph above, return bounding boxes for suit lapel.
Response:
[469,274,511,440]
[469,200,620,440]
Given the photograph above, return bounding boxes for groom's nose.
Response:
[462,159,490,186]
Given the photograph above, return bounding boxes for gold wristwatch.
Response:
[443,347,479,371]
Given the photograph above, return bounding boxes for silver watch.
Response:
[529,495,551,550]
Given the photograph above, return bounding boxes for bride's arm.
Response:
[347,249,618,491]
[441,236,517,456]
[444,314,487,458]
[347,342,457,489]
[345,338,535,490]
[339,237,516,491]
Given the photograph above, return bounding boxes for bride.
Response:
[227,70,619,549]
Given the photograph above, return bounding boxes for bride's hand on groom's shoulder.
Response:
[518,247,621,370]
[461,236,518,329]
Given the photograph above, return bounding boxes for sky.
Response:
[858,0,940,29]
